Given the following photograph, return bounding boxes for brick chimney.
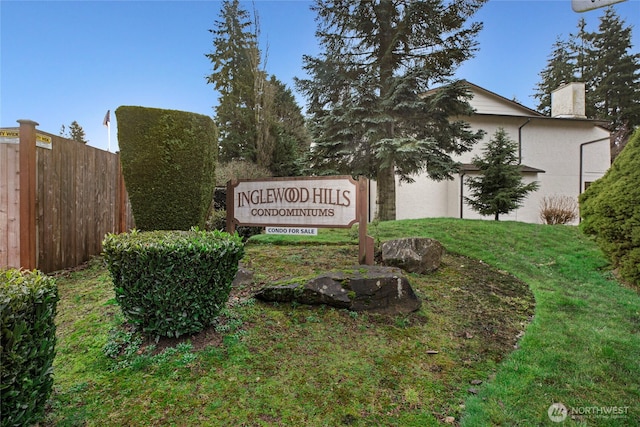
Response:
[551,82,586,119]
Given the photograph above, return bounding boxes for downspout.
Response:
[579,137,610,222]
[518,118,532,164]
[579,137,610,193]
[459,172,466,219]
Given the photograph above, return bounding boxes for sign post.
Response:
[227,175,373,265]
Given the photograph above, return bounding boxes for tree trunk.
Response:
[376,164,396,221]
[494,212,500,221]
[374,0,396,222]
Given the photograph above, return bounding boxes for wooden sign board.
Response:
[227,175,373,265]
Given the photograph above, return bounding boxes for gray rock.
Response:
[232,267,254,287]
[381,237,444,274]
[255,265,421,315]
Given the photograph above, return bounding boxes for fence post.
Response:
[18,119,38,270]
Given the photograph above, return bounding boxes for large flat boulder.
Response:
[255,266,421,315]
[381,237,443,274]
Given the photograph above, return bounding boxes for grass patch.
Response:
[43,219,639,426]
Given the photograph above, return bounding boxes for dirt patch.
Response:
[425,254,535,362]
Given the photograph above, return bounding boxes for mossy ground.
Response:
[46,242,533,425]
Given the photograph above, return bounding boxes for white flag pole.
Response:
[103,109,111,152]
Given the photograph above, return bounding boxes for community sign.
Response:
[227,176,361,228]
[227,175,373,264]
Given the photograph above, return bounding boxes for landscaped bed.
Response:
[44,219,640,426]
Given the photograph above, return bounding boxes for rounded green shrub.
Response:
[1,269,58,427]
[579,130,640,285]
[102,229,244,338]
[115,106,217,231]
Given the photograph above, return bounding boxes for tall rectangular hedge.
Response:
[115,106,217,231]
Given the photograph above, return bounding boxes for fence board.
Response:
[2,126,135,273]
[36,145,43,268]
[8,144,21,268]
[0,144,20,267]
[0,144,8,267]
[0,144,19,268]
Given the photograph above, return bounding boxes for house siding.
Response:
[369,84,611,224]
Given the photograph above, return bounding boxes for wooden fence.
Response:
[1,120,134,273]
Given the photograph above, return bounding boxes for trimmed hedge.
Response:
[579,129,640,285]
[115,106,217,231]
[102,229,244,338]
[1,269,58,427]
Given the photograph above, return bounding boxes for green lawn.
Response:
[45,218,639,426]
[374,219,640,426]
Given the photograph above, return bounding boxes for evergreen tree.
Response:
[534,37,576,115]
[68,121,88,144]
[571,19,591,82]
[268,76,311,176]
[589,7,640,154]
[296,0,486,221]
[534,7,640,157]
[465,128,539,221]
[206,1,310,174]
[59,121,88,143]
[206,0,261,163]
[580,129,640,285]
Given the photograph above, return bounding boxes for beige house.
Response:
[369,81,611,224]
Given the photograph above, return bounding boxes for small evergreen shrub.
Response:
[1,269,58,427]
[115,106,217,231]
[465,128,539,220]
[579,129,640,285]
[539,195,578,225]
[102,229,244,338]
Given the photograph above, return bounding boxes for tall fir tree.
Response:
[570,19,594,109]
[588,7,640,153]
[534,37,577,116]
[534,7,640,157]
[60,121,88,143]
[268,76,311,176]
[206,0,310,174]
[296,0,486,221]
[206,0,261,163]
[68,121,88,144]
[465,128,539,221]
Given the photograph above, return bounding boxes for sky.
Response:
[1,0,639,153]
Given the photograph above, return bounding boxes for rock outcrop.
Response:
[255,265,421,315]
[381,237,443,274]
